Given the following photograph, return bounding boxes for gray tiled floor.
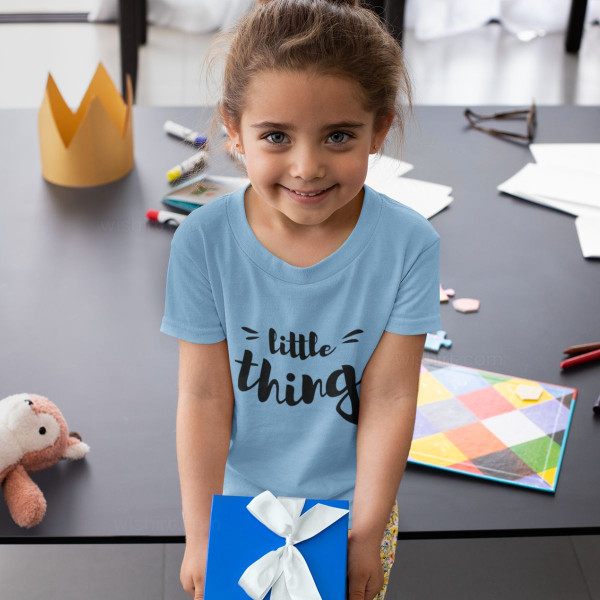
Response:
[1,13,599,600]
[0,537,599,599]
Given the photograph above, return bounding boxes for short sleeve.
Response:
[384,236,441,335]
[160,236,226,344]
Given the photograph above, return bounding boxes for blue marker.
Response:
[164,120,207,147]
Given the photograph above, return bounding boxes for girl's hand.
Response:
[347,532,384,600]
[180,535,209,599]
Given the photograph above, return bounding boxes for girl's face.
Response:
[224,70,393,231]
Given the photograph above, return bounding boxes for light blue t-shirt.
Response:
[160,182,441,528]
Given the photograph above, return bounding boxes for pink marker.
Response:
[146,209,186,226]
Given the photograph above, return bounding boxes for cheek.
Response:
[246,160,273,185]
[246,152,282,185]
[339,154,369,181]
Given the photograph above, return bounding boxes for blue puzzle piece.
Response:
[425,330,452,352]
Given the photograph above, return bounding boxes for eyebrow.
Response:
[249,121,366,131]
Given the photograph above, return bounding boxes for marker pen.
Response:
[164,120,208,147]
[166,150,208,182]
[146,209,187,227]
[560,348,600,369]
[563,342,600,356]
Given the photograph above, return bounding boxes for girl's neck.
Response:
[243,184,365,269]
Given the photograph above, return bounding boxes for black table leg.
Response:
[385,0,406,47]
[119,0,139,102]
[363,0,406,47]
[565,0,588,53]
[136,0,147,46]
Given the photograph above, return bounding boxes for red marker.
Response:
[560,348,600,369]
[146,209,186,227]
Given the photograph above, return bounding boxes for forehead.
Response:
[241,70,373,129]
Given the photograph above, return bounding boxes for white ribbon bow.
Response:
[238,490,349,600]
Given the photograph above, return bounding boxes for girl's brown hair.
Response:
[203,0,412,163]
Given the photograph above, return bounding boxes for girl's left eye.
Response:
[327,131,352,144]
[264,132,288,144]
[263,131,354,145]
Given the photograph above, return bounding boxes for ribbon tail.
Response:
[238,548,284,600]
[282,546,322,600]
[270,571,291,600]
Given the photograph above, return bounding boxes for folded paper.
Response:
[365,154,453,219]
[38,62,134,187]
[238,491,349,600]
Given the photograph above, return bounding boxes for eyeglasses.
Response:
[464,102,537,143]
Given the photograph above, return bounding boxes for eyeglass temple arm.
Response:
[465,108,530,120]
[465,121,530,140]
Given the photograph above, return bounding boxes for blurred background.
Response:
[0,1,599,599]
[1,0,599,108]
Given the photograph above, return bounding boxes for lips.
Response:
[282,185,334,195]
[290,188,328,195]
[281,184,336,204]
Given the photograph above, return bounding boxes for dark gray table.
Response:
[0,106,598,543]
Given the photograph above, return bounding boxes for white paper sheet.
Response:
[574,216,600,258]
[498,163,600,209]
[366,154,452,219]
[367,176,453,219]
[367,154,414,181]
[499,143,600,259]
[498,180,600,218]
[529,143,600,177]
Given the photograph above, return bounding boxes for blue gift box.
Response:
[204,493,349,599]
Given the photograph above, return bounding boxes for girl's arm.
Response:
[351,331,425,544]
[176,338,234,542]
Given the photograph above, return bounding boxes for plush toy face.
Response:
[1,394,61,456]
[1,393,84,478]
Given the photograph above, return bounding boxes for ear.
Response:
[62,436,90,460]
[371,113,394,153]
[221,109,244,152]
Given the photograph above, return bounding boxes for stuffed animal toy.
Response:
[0,393,90,528]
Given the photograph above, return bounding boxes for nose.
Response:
[289,142,326,182]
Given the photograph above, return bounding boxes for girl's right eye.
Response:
[263,132,288,145]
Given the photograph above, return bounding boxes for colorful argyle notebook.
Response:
[409,359,577,492]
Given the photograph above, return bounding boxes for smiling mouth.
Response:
[282,185,334,197]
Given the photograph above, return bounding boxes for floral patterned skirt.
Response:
[349,499,399,599]
[375,499,399,599]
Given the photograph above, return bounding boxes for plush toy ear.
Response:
[62,433,90,460]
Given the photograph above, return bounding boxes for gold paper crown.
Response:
[38,62,134,187]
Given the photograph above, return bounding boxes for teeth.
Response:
[292,189,326,197]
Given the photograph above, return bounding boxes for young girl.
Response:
[160,0,441,598]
